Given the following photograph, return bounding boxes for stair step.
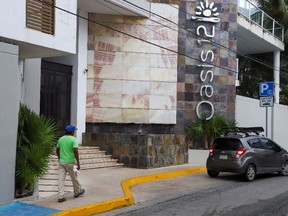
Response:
[39,185,73,192]
[80,158,118,164]
[80,154,111,159]
[49,154,111,162]
[41,174,71,181]
[45,169,59,175]
[39,179,73,186]
[78,146,100,150]
[81,163,124,170]
[38,146,123,199]
[78,150,105,154]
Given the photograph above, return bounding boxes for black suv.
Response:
[206,127,288,181]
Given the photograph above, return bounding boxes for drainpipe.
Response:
[274,50,280,104]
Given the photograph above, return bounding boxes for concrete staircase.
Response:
[38,146,123,198]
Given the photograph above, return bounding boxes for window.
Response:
[260,138,279,151]
[26,0,55,35]
[247,138,261,149]
[213,138,243,150]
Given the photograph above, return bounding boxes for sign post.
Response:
[259,82,274,137]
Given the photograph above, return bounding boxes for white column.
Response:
[75,10,88,144]
[274,50,280,104]
[0,42,20,204]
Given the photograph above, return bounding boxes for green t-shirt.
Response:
[56,135,78,163]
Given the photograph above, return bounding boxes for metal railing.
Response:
[237,0,284,41]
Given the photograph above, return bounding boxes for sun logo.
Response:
[192,0,220,23]
[196,1,219,17]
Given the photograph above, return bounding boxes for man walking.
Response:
[56,124,85,202]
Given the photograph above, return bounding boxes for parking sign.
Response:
[259,82,274,97]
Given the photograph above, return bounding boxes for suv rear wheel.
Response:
[278,161,288,176]
[245,164,256,182]
[207,170,220,178]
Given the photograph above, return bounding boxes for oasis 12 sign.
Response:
[192,0,220,120]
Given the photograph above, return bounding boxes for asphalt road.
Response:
[100,172,288,216]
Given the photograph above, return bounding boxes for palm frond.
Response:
[15,104,58,196]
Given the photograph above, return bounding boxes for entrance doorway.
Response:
[40,60,72,134]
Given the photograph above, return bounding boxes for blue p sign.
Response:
[259,82,274,97]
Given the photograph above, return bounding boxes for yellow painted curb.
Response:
[51,166,206,216]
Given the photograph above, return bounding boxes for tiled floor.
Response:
[0,202,59,216]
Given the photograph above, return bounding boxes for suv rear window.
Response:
[213,138,243,150]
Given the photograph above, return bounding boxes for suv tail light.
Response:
[236,147,246,159]
[209,147,214,156]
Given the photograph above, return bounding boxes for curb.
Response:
[51,166,206,216]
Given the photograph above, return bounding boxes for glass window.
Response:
[213,138,243,150]
[260,138,278,151]
[247,138,261,149]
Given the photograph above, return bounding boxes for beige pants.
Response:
[58,163,81,199]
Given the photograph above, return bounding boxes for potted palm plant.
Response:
[186,115,237,149]
[15,104,58,198]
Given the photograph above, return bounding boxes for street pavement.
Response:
[0,154,208,216]
[0,152,210,216]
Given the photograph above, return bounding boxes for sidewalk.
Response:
[1,151,209,215]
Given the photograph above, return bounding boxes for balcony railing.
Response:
[237,0,284,41]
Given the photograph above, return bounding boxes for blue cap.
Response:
[65,125,78,132]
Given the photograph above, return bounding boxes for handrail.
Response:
[237,0,284,41]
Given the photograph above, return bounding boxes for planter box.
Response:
[188,149,209,166]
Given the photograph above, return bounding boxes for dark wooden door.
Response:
[40,60,72,134]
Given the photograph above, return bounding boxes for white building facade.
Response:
[0,0,286,204]
[0,0,77,204]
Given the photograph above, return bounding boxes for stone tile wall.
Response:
[84,0,237,168]
[83,132,188,168]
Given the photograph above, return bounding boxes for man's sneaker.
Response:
[74,189,85,198]
[58,197,66,203]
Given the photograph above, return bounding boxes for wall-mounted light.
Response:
[83,69,88,74]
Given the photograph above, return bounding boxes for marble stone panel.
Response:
[86,93,94,108]
[87,64,94,79]
[149,110,177,124]
[99,93,122,108]
[150,41,178,54]
[86,108,93,122]
[123,24,151,41]
[122,80,150,95]
[122,37,150,53]
[149,95,176,109]
[150,68,177,82]
[95,65,123,80]
[150,54,177,69]
[87,50,94,64]
[122,52,150,67]
[150,82,177,96]
[86,79,94,93]
[123,16,153,25]
[96,80,122,94]
[95,51,122,66]
[123,66,150,81]
[95,36,122,52]
[122,94,149,109]
[92,108,122,122]
[122,109,149,123]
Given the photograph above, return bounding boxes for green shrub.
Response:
[15,104,58,197]
[185,115,237,149]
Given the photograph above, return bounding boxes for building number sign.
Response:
[192,0,220,120]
